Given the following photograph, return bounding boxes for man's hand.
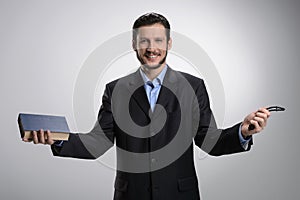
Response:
[22,129,55,145]
[241,107,271,138]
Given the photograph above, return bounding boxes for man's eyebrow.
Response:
[138,36,165,40]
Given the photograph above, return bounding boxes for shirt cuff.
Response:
[54,140,64,147]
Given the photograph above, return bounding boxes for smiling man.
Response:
[24,13,271,200]
[133,22,171,79]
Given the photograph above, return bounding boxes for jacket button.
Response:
[151,158,156,163]
[150,132,155,136]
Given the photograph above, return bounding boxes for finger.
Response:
[38,129,46,144]
[253,116,266,128]
[22,138,30,142]
[256,111,268,120]
[250,119,262,132]
[46,130,54,145]
[32,131,39,144]
[258,107,271,117]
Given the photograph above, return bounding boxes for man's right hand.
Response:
[22,129,55,145]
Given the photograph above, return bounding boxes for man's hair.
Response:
[132,12,171,41]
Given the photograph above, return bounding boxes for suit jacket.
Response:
[52,67,252,200]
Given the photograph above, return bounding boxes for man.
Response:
[24,13,270,200]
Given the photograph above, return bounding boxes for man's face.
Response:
[133,23,172,69]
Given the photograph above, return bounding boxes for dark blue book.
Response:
[18,113,70,141]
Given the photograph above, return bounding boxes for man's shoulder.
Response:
[177,70,203,81]
[174,69,204,86]
[105,70,139,90]
[106,78,119,88]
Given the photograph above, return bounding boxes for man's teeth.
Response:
[148,55,158,58]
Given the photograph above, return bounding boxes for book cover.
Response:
[18,113,70,141]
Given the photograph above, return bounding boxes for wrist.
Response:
[241,130,251,140]
[241,122,252,140]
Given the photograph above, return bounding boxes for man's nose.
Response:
[146,40,156,50]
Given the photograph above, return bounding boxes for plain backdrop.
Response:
[1,0,299,199]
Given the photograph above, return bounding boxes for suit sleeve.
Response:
[51,84,115,159]
[193,79,253,156]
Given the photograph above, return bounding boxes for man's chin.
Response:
[142,63,163,70]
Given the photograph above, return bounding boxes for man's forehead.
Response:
[135,25,168,38]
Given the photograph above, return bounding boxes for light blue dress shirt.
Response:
[139,65,168,112]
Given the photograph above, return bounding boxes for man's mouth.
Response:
[145,53,160,60]
[136,50,168,69]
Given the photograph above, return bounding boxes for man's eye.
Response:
[140,40,147,43]
[155,39,163,42]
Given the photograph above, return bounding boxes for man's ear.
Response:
[167,37,172,50]
[132,39,137,51]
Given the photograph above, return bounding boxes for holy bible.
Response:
[18,113,70,141]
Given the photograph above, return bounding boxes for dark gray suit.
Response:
[52,67,252,200]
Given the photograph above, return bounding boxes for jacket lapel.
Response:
[126,67,179,119]
[127,70,151,117]
[152,67,178,118]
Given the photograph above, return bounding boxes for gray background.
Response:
[1,0,299,199]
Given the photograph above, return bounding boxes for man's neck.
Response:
[141,63,166,81]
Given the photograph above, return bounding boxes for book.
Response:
[18,113,70,141]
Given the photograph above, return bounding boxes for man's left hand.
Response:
[241,107,271,138]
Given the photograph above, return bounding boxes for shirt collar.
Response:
[139,65,168,86]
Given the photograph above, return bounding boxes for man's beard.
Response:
[135,50,168,70]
